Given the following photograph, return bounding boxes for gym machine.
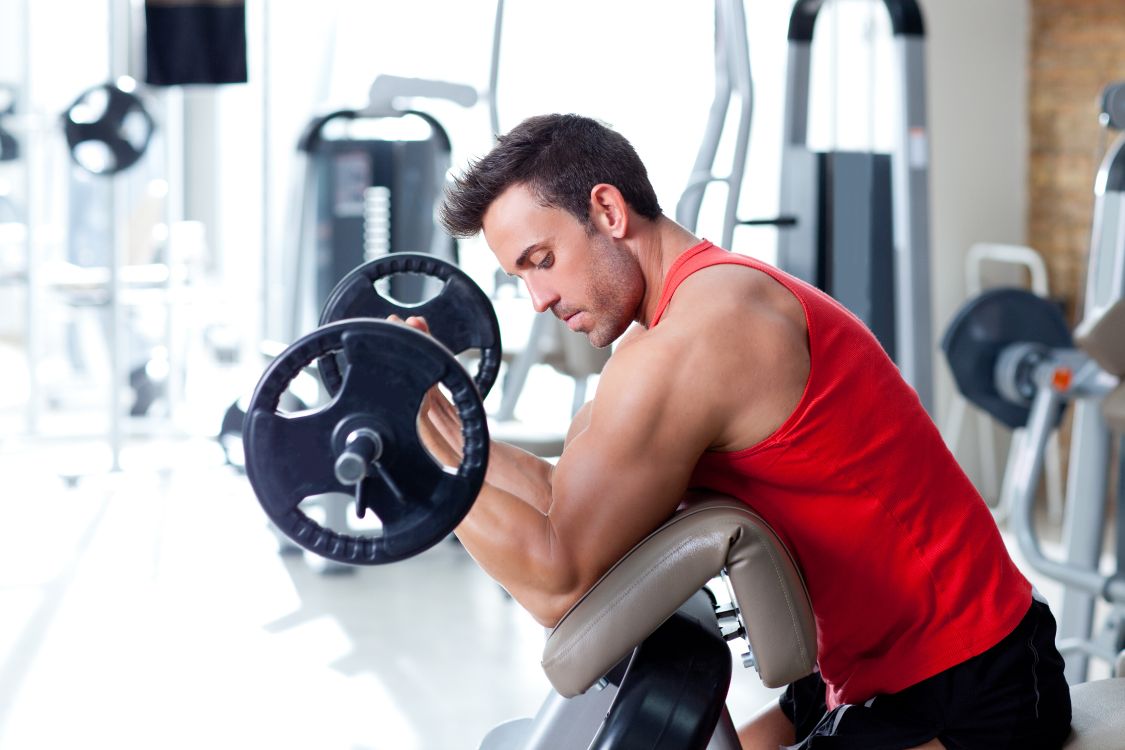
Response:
[941,243,1066,521]
[241,253,1125,748]
[778,0,932,413]
[6,76,163,470]
[57,80,161,471]
[943,81,1125,683]
[5,0,189,472]
[283,75,477,344]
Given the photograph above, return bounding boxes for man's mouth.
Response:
[564,311,585,331]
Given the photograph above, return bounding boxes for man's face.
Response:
[483,184,643,348]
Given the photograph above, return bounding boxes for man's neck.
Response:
[632,216,703,328]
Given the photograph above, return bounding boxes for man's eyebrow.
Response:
[514,242,546,270]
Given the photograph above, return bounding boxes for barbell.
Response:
[243,254,502,564]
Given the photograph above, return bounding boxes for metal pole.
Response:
[675,0,732,235]
[719,0,753,250]
[488,0,505,138]
[21,0,37,436]
[162,88,185,417]
[260,0,272,350]
[891,34,933,415]
[107,0,132,471]
[1010,385,1107,596]
[776,30,817,286]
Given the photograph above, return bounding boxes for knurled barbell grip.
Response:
[335,428,383,486]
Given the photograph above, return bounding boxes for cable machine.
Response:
[778,0,933,413]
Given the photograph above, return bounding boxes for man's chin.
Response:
[586,325,625,349]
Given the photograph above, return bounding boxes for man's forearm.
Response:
[418,386,554,514]
[482,399,593,512]
[454,480,576,626]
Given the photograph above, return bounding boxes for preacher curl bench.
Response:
[482,494,1125,749]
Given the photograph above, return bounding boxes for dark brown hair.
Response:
[439,113,662,238]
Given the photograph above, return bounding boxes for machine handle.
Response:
[366,75,479,113]
[787,0,924,42]
[739,216,798,228]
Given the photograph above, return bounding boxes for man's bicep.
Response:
[548,362,718,585]
[563,400,594,450]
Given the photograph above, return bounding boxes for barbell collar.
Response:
[334,428,384,486]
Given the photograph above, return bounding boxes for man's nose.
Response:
[525,280,560,314]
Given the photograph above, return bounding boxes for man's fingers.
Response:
[385,314,431,334]
[405,315,431,333]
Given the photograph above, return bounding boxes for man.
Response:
[407,114,1071,749]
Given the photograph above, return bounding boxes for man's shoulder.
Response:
[608,258,807,383]
[604,323,685,382]
[660,261,805,344]
[672,259,780,306]
[588,323,714,430]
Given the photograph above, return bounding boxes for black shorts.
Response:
[780,597,1072,749]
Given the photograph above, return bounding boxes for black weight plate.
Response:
[318,253,501,397]
[941,288,1073,429]
[218,399,247,469]
[1102,81,1125,131]
[219,391,308,471]
[0,127,17,162]
[63,82,154,175]
[243,319,489,565]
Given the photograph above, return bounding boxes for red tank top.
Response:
[653,241,1030,708]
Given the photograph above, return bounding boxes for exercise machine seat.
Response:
[1063,678,1125,749]
[1075,298,1125,377]
[1102,385,1125,435]
[541,493,817,698]
[1074,299,1125,434]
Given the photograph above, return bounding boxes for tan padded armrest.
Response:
[1102,384,1125,435]
[541,493,817,697]
[1075,299,1125,376]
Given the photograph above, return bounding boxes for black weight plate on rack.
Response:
[941,288,1073,429]
[63,82,154,175]
[318,253,501,397]
[243,319,488,565]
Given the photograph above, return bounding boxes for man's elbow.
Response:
[519,519,604,627]
[524,588,584,629]
[520,560,593,628]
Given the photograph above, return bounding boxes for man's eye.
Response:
[536,253,554,270]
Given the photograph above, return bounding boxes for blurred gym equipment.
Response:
[943,81,1125,683]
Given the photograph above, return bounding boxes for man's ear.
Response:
[589,184,629,239]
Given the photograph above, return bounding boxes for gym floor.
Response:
[0,338,1098,750]
[0,439,780,749]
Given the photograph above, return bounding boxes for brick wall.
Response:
[1029,0,1125,318]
